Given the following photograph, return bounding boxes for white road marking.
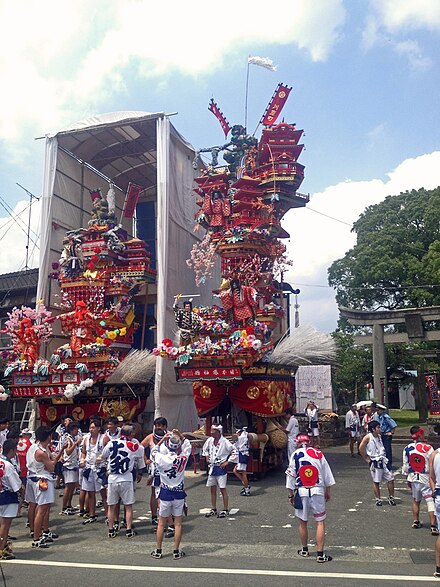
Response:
[1,559,437,581]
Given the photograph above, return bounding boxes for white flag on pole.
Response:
[248,56,277,71]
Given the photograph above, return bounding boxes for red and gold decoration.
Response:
[155,87,307,472]
[3,182,155,413]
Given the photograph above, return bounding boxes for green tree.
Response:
[328,187,440,310]
[332,331,372,407]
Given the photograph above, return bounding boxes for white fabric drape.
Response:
[154,116,170,419]
[153,118,220,431]
[36,136,58,305]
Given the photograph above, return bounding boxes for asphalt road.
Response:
[3,443,440,586]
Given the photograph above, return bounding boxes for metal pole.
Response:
[244,59,250,129]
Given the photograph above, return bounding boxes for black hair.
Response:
[67,422,79,433]
[0,418,9,425]
[6,424,20,440]
[107,417,119,426]
[35,425,52,443]
[2,439,18,455]
[154,417,168,427]
[410,425,421,436]
[285,407,293,416]
[368,420,380,433]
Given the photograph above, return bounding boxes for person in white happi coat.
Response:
[359,420,396,507]
[202,425,234,518]
[286,433,335,563]
[79,418,107,524]
[150,429,191,560]
[345,404,361,457]
[231,427,251,496]
[305,401,320,448]
[98,424,145,538]
[60,421,82,515]
[283,407,300,461]
[0,439,23,560]
[402,426,438,534]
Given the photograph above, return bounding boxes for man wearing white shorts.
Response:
[286,433,335,563]
[29,426,64,548]
[359,420,395,507]
[99,424,144,538]
[305,401,320,448]
[60,421,82,515]
[0,439,23,560]
[80,418,106,524]
[231,427,251,496]
[202,425,234,518]
[345,404,361,457]
[283,408,299,461]
[150,429,191,560]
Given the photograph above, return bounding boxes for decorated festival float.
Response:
[154,83,336,473]
[1,184,156,426]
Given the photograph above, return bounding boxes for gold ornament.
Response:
[199,385,212,399]
[46,406,58,422]
[246,386,260,400]
[72,407,85,421]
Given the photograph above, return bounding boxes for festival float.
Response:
[154,84,336,473]
[1,184,156,426]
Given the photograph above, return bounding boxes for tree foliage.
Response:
[332,331,372,406]
[328,187,440,310]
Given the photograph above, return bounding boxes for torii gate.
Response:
[339,305,440,405]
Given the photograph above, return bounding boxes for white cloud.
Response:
[283,151,440,331]
[364,0,438,70]
[393,39,432,72]
[0,0,345,148]
[369,0,440,32]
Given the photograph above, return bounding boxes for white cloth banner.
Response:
[296,365,333,411]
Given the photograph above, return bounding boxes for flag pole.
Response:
[244,57,250,130]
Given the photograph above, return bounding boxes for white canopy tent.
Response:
[37,111,218,430]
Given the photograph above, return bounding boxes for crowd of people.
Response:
[0,412,254,562]
[2,403,440,578]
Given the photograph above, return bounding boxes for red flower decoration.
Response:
[245,325,255,335]
[103,338,112,346]
[91,255,99,263]
[162,338,173,347]
[93,247,101,254]
[87,262,95,271]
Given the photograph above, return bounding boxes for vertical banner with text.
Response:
[122,182,143,219]
[426,373,440,415]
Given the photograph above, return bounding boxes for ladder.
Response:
[19,400,34,429]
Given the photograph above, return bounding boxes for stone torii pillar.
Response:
[339,305,440,407]
[372,323,387,404]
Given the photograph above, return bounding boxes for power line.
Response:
[305,206,353,226]
[293,282,440,291]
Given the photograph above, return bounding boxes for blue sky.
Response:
[1,0,440,332]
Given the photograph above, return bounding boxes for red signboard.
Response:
[260,83,292,126]
[11,386,66,398]
[122,182,143,218]
[177,367,242,381]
